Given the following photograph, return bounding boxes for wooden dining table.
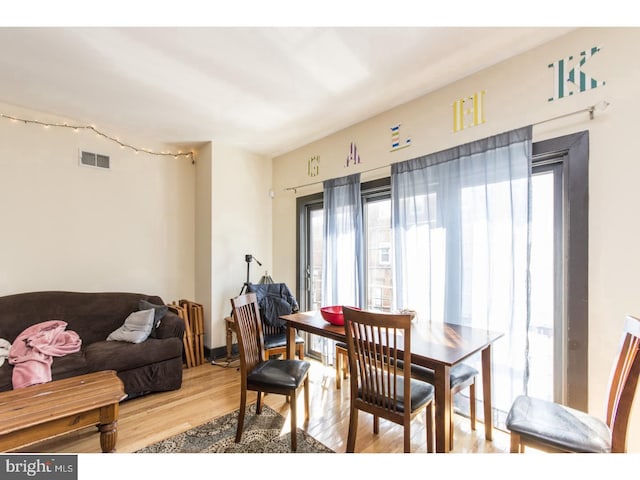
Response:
[280,310,504,453]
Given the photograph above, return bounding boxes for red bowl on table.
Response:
[320,306,360,326]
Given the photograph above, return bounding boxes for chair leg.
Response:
[510,432,522,453]
[335,347,349,388]
[469,382,476,431]
[290,389,298,452]
[335,347,342,390]
[449,384,477,450]
[304,376,310,421]
[373,415,379,434]
[297,343,305,360]
[426,403,434,453]
[449,401,454,451]
[342,351,349,379]
[256,391,263,414]
[346,406,358,453]
[404,420,411,453]
[235,388,247,443]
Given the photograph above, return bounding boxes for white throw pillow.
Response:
[107,308,156,343]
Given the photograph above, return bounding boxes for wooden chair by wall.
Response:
[231,293,311,451]
[245,283,304,361]
[343,307,435,453]
[506,314,640,453]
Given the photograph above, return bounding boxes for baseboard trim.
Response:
[206,344,237,362]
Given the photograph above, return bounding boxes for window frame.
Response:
[296,191,323,311]
[532,130,589,410]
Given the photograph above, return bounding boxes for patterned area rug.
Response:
[136,403,334,453]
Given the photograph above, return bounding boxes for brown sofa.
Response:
[0,291,184,398]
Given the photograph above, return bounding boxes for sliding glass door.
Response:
[295,131,588,415]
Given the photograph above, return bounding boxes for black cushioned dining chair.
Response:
[261,323,305,360]
[231,293,311,451]
[338,329,477,450]
[397,360,478,450]
[246,283,305,360]
[506,314,640,453]
[343,307,435,453]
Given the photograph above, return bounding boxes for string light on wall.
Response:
[0,113,196,164]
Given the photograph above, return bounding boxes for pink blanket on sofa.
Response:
[8,320,82,389]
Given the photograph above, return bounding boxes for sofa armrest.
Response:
[155,311,185,340]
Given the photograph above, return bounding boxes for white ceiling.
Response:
[0,27,576,157]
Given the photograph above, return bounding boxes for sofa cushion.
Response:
[85,337,183,372]
[107,309,155,343]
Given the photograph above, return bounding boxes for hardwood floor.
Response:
[18,358,512,454]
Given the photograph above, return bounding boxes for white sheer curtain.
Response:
[391,126,532,422]
[322,173,364,307]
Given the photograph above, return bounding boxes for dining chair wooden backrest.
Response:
[231,293,265,385]
[605,315,640,452]
[345,308,411,416]
[343,306,434,453]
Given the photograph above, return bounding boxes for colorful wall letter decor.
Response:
[308,155,320,177]
[390,124,411,152]
[548,46,606,101]
[452,90,486,133]
[345,142,361,167]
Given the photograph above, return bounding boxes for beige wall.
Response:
[0,102,196,304]
[272,27,640,450]
[208,142,273,350]
[194,142,213,346]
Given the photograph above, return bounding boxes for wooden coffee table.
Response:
[0,370,127,452]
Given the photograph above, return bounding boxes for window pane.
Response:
[308,207,325,357]
[528,168,558,402]
[365,198,392,311]
[309,208,324,310]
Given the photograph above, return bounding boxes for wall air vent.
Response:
[80,150,110,169]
